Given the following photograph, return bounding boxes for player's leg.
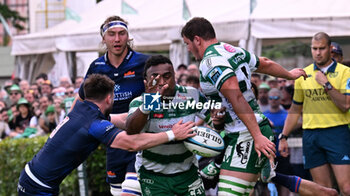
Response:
[170,165,205,196]
[218,122,274,195]
[327,125,350,196]
[303,129,333,187]
[120,157,141,196]
[138,166,176,196]
[297,177,338,196]
[107,148,137,196]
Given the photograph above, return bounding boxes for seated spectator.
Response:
[258,83,270,112]
[24,90,36,105]
[175,64,188,81]
[29,84,41,99]
[187,64,200,77]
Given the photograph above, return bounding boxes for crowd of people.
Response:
[0,74,83,140]
[7,15,349,196]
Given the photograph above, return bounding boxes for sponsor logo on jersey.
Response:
[114,84,120,92]
[223,43,236,53]
[304,88,331,102]
[124,70,135,78]
[208,67,222,84]
[153,113,164,118]
[107,171,116,177]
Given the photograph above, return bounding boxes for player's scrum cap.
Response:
[331,42,343,56]
[102,20,128,36]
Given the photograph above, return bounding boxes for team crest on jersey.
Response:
[224,44,236,53]
[346,78,350,90]
[124,70,135,78]
[328,72,338,78]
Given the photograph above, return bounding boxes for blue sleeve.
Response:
[88,119,121,147]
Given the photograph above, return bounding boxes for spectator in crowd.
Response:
[59,76,71,89]
[277,77,288,90]
[38,95,52,134]
[280,85,294,110]
[74,76,84,93]
[51,86,66,98]
[263,88,292,196]
[8,103,19,131]
[24,90,36,105]
[177,73,188,86]
[279,32,350,196]
[40,80,53,97]
[0,108,11,140]
[187,63,200,77]
[0,100,6,111]
[53,97,65,123]
[175,63,188,81]
[330,42,343,63]
[186,75,200,89]
[44,105,57,133]
[35,73,48,86]
[251,73,262,87]
[258,83,270,112]
[13,98,33,137]
[63,86,75,115]
[29,84,41,99]
[266,76,279,89]
[19,80,30,93]
[8,84,22,106]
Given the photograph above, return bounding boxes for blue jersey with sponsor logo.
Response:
[79,50,149,113]
[23,100,121,191]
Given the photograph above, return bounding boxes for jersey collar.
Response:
[104,48,134,68]
[84,100,110,120]
[313,59,337,73]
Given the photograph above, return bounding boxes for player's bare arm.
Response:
[256,57,307,80]
[113,120,196,151]
[220,76,276,159]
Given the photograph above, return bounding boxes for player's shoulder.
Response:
[89,119,114,133]
[131,51,150,62]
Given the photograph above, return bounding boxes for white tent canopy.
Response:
[12,0,250,55]
[248,0,350,54]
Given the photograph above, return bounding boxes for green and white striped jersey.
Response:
[199,42,266,133]
[128,85,210,175]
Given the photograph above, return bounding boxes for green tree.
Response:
[0,3,26,45]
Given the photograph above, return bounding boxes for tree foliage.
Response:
[262,40,312,59]
[0,3,26,31]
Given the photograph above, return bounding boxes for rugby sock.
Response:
[272,173,301,193]
[218,175,255,196]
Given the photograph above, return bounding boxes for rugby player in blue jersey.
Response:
[73,16,149,195]
[18,74,196,195]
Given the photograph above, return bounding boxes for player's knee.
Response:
[110,183,122,196]
[340,182,350,196]
[121,173,141,196]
